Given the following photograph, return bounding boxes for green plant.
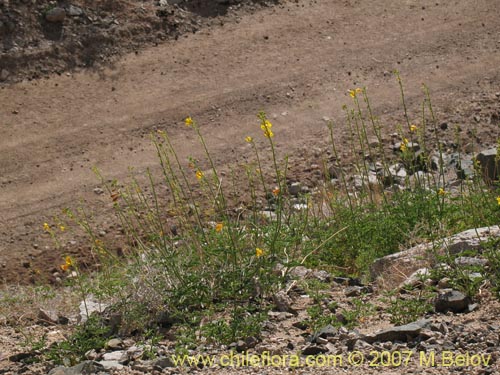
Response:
[382,290,433,325]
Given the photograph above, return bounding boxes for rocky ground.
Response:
[1,240,500,374]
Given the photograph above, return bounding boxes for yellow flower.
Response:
[60,256,73,272]
[59,225,65,232]
[496,197,500,206]
[43,223,50,232]
[410,124,418,132]
[157,129,166,135]
[256,248,264,258]
[355,88,363,94]
[349,89,356,98]
[196,170,204,180]
[403,138,409,145]
[438,188,446,196]
[185,116,193,127]
[264,130,274,138]
[400,143,407,152]
[272,187,280,196]
[215,223,223,232]
[245,136,253,143]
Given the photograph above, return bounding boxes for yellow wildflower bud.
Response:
[245,136,253,143]
[256,248,264,258]
[215,223,223,232]
[185,116,193,127]
[196,170,203,180]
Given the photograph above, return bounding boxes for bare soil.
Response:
[1,0,500,284]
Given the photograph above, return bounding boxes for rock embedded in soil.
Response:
[45,7,66,23]
[434,290,471,313]
[363,319,431,343]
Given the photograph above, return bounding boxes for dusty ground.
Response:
[1,0,500,284]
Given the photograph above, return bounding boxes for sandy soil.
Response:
[1,0,500,284]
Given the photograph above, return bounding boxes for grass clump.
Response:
[39,74,500,354]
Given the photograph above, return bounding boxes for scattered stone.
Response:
[437,277,452,289]
[48,361,105,375]
[301,344,328,355]
[106,338,124,350]
[363,319,431,343]
[454,256,488,267]
[102,350,126,362]
[66,5,84,17]
[311,324,337,343]
[311,270,331,283]
[79,298,109,323]
[272,290,297,314]
[399,268,430,289]
[345,285,373,297]
[93,188,105,195]
[476,148,500,182]
[99,360,124,370]
[45,7,66,23]
[0,69,9,81]
[434,290,471,313]
[289,266,311,279]
[288,182,301,196]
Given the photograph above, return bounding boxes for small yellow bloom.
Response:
[272,187,280,196]
[215,223,223,232]
[59,225,65,232]
[410,124,418,132]
[196,170,204,180]
[185,116,193,127]
[400,143,407,152]
[438,188,446,196]
[157,129,166,135]
[349,89,356,98]
[355,88,363,94]
[496,197,500,206]
[43,223,50,232]
[60,256,73,272]
[256,248,264,258]
[403,138,409,145]
[264,129,274,138]
[245,136,253,143]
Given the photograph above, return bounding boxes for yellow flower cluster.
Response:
[349,88,363,98]
[260,119,274,138]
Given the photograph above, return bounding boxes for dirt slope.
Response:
[1,0,500,284]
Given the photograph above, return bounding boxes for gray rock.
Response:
[399,268,430,289]
[106,338,124,350]
[363,319,431,343]
[272,290,297,314]
[371,226,500,288]
[311,324,337,343]
[79,298,108,323]
[45,7,66,22]
[151,356,175,369]
[66,5,84,17]
[289,266,311,279]
[38,308,59,324]
[99,360,123,370]
[288,182,301,196]
[0,69,9,81]
[454,256,488,267]
[102,350,126,362]
[434,290,471,313]
[48,361,104,375]
[476,148,499,183]
[311,270,331,283]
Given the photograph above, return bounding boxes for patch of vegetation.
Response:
[38,73,500,358]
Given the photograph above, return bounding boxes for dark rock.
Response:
[434,290,471,313]
[363,319,431,343]
[45,7,66,23]
[301,344,328,355]
[345,285,373,297]
[476,148,499,183]
[151,356,175,369]
[333,277,361,286]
